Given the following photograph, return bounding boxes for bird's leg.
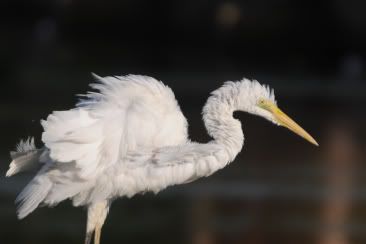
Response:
[84,231,93,244]
[85,201,109,244]
[94,224,102,244]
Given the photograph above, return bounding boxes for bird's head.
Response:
[236,79,318,146]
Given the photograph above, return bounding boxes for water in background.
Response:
[1,1,366,244]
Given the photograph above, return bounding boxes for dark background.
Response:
[1,0,366,244]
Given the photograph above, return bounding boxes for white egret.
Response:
[6,74,318,244]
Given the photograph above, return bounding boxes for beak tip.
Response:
[310,139,319,147]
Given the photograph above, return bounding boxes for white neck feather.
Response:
[202,82,245,162]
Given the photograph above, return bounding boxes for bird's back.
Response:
[11,74,189,218]
[42,74,189,176]
[87,74,189,149]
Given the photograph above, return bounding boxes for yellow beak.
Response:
[259,100,319,146]
[273,107,318,146]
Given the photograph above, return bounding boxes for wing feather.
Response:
[41,75,188,179]
[12,74,189,216]
[120,142,228,195]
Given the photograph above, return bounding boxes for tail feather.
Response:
[6,137,41,177]
[15,174,52,219]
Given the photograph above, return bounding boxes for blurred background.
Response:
[1,0,366,243]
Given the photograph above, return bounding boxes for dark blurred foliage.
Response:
[1,1,366,244]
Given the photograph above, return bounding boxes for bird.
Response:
[6,74,318,244]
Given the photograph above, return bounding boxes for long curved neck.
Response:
[202,82,244,162]
[128,83,247,190]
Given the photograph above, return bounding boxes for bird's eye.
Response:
[257,99,269,109]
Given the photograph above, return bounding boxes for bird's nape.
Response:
[257,99,318,146]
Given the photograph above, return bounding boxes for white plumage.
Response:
[7,74,317,244]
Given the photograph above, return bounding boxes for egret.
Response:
[6,74,318,244]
